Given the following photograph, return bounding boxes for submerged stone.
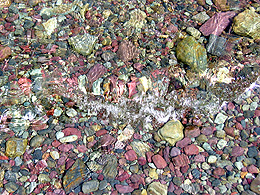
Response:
[176,36,207,73]
[5,138,27,158]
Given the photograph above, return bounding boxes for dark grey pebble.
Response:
[192,169,201,179]
[211,179,221,187]
[247,146,258,158]
[243,110,254,118]
[33,149,43,160]
[99,180,108,190]
[254,127,260,135]
[4,171,17,182]
[240,130,249,140]
[20,169,30,176]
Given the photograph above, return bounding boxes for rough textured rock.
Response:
[103,155,118,179]
[124,9,147,29]
[0,0,11,8]
[176,36,207,73]
[147,182,168,195]
[63,159,90,194]
[157,120,184,146]
[82,180,99,194]
[251,174,260,194]
[233,7,260,40]
[117,40,139,62]
[0,46,12,61]
[130,140,150,157]
[5,138,27,158]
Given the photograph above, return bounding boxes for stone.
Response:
[184,126,200,138]
[50,150,60,160]
[157,120,184,146]
[234,161,244,170]
[215,130,226,138]
[233,7,260,40]
[66,108,77,117]
[26,182,37,194]
[176,36,207,73]
[170,147,181,157]
[147,182,168,195]
[68,33,97,56]
[63,159,90,194]
[231,146,244,157]
[248,146,258,158]
[207,34,227,56]
[152,154,167,169]
[30,135,45,148]
[172,154,190,167]
[124,9,147,29]
[125,150,137,161]
[9,119,30,134]
[176,137,191,148]
[208,155,217,164]
[4,182,19,193]
[82,180,99,194]
[186,27,201,39]
[86,63,107,88]
[59,135,78,143]
[217,139,227,150]
[192,11,210,23]
[214,112,228,124]
[130,141,150,157]
[38,174,51,183]
[251,174,260,194]
[103,155,118,179]
[184,144,199,156]
[0,46,12,61]
[42,17,58,36]
[213,167,225,176]
[199,11,236,36]
[117,40,139,62]
[118,124,135,142]
[115,184,134,193]
[5,138,27,158]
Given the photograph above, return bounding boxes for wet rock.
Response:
[184,126,200,138]
[117,40,139,62]
[152,154,167,169]
[192,11,210,23]
[125,150,137,161]
[118,124,135,142]
[251,174,260,194]
[30,135,45,148]
[147,181,168,195]
[233,7,260,40]
[59,135,78,143]
[68,33,97,56]
[130,140,150,157]
[124,9,147,30]
[176,36,207,73]
[184,144,199,155]
[0,46,12,61]
[115,184,134,193]
[186,27,201,39]
[172,154,190,167]
[214,112,228,124]
[157,120,184,146]
[8,119,30,134]
[63,159,90,194]
[207,34,227,56]
[103,155,118,179]
[38,174,51,183]
[82,180,99,194]
[4,182,19,193]
[5,138,27,158]
[86,63,107,88]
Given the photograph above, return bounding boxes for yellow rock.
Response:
[0,0,11,8]
[139,76,151,93]
[42,17,58,36]
[5,138,27,158]
[141,189,147,195]
[149,169,159,180]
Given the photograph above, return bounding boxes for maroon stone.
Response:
[231,146,244,157]
[184,144,199,156]
[213,167,225,176]
[86,63,107,88]
[184,126,200,138]
[201,126,215,136]
[146,151,154,163]
[163,146,171,163]
[227,102,235,110]
[235,122,243,130]
[224,127,235,137]
[100,134,116,147]
[138,157,146,165]
[117,171,131,181]
[125,150,137,161]
[115,184,134,193]
[96,129,108,137]
[152,154,167,169]
[193,154,205,162]
[172,154,190,167]
[170,147,181,157]
[176,137,191,148]
[180,165,189,173]
[58,144,74,152]
[248,165,259,174]
[62,128,81,138]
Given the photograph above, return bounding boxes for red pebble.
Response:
[96,129,107,137]
[184,144,199,156]
[152,154,167,169]
[125,150,137,161]
[213,167,225,176]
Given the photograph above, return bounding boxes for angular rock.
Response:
[184,144,199,156]
[172,154,190,167]
[147,182,168,195]
[158,120,184,146]
[251,174,260,194]
[207,34,227,56]
[115,184,134,194]
[86,63,107,88]
[176,36,207,73]
[82,180,99,194]
[184,126,200,138]
[103,155,118,179]
[117,40,139,62]
[0,46,12,61]
[5,138,27,158]
[63,159,90,194]
[233,7,260,40]
[214,112,228,124]
[68,33,97,56]
[42,17,58,36]
[152,154,167,169]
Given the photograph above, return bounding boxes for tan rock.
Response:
[0,0,11,8]
[5,138,27,158]
[250,174,260,194]
[147,182,168,195]
[157,120,184,146]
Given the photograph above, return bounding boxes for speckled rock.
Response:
[68,33,97,56]
[124,9,147,29]
[250,174,260,194]
[63,159,90,194]
[233,7,260,40]
[82,180,99,194]
[117,40,139,62]
[157,120,184,146]
[130,140,150,157]
[147,182,168,195]
[30,135,45,148]
[176,36,207,73]
[42,17,58,36]
[103,155,118,179]
[5,138,27,158]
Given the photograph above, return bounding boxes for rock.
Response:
[233,7,260,40]
[217,139,227,150]
[199,11,236,36]
[130,141,150,157]
[176,36,207,73]
[118,124,135,142]
[192,11,210,23]
[157,120,184,146]
[248,146,258,158]
[208,155,217,164]
[103,155,118,179]
[207,34,227,56]
[4,182,19,193]
[170,147,181,157]
[9,119,30,134]
[66,108,77,117]
[59,135,78,143]
[82,180,99,194]
[38,174,51,183]
[213,167,225,176]
[251,174,260,194]
[86,63,107,88]
[0,46,12,61]
[184,144,199,156]
[214,112,228,124]
[184,126,200,138]
[117,40,139,62]
[115,184,134,193]
[231,146,244,157]
[68,33,97,56]
[50,150,60,160]
[63,159,90,194]
[124,9,147,29]
[152,154,167,169]
[5,138,27,158]
[147,182,168,195]
[172,154,190,167]
[30,135,45,148]
[176,137,191,148]
[181,183,200,194]
[42,17,58,36]
[186,27,201,39]
[125,150,137,161]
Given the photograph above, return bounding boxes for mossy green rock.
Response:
[233,7,260,40]
[176,36,208,73]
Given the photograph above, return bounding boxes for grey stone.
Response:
[214,113,228,124]
[4,182,19,193]
[207,34,227,56]
[30,135,45,148]
[82,180,99,194]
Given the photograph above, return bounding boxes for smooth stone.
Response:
[234,161,244,170]
[125,150,137,161]
[5,138,27,158]
[56,131,64,139]
[130,141,150,157]
[38,174,51,183]
[99,180,108,190]
[53,107,63,117]
[66,108,77,117]
[59,135,78,143]
[14,157,23,166]
[82,180,99,194]
[4,171,16,182]
[251,174,260,194]
[147,182,168,195]
[217,139,227,150]
[248,146,258,158]
[4,182,19,193]
[208,155,217,164]
[26,182,37,194]
[250,102,258,110]
[214,112,228,124]
[63,159,90,194]
[103,155,118,179]
[50,151,60,160]
[157,120,184,146]
[215,130,226,138]
[184,144,199,155]
[115,184,134,194]
[192,11,210,23]
[152,154,167,169]
[30,135,45,148]
[172,154,190,167]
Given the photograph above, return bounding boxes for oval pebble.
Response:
[59,135,78,143]
[50,151,60,160]
[208,155,217,164]
[56,131,64,140]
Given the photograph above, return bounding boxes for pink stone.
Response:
[248,165,259,174]
[138,157,147,165]
[57,156,67,166]
[115,184,134,193]
[176,138,191,148]
[172,154,190,167]
[146,151,154,163]
[201,126,215,136]
[213,167,225,176]
[35,160,48,172]
[117,171,131,181]
[193,154,205,162]
[231,146,244,157]
[170,147,181,157]
[184,144,199,156]
[65,159,75,169]
[255,110,260,117]
[77,145,87,153]
[100,134,116,147]
[127,81,137,98]
[224,127,235,137]
[86,63,107,88]
[184,126,200,138]
[96,129,107,137]
[227,102,235,110]
[62,128,81,138]
[235,122,243,130]
[58,144,74,152]
[152,154,167,169]
[125,150,137,161]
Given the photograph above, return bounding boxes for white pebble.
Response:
[56,131,64,140]
[59,135,78,143]
[208,155,217,164]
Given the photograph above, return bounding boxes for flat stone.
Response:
[170,147,181,157]
[231,146,244,157]
[117,124,135,142]
[4,182,19,193]
[251,174,260,194]
[176,137,191,148]
[59,135,78,143]
[103,155,118,179]
[172,154,190,167]
[213,167,225,176]
[125,150,137,161]
[176,36,207,73]
[38,174,51,183]
[192,11,210,23]
[130,140,150,157]
[147,182,168,195]
[184,126,200,138]
[82,180,99,194]
[152,154,167,169]
[184,144,199,156]
[63,159,90,194]
[214,112,228,124]
[115,184,134,193]
[30,135,45,148]
[5,138,27,158]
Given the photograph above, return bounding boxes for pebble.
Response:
[217,139,227,150]
[214,112,228,124]
[66,108,77,117]
[4,182,19,193]
[50,150,60,160]
[115,184,134,193]
[184,144,199,155]
[192,11,210,23]
[59,135,78,143]
[56,131,65,139]
[5,138,27,158]
[147,182,168,195]
[152,154,167,169]
[30,135,45,148]
[82,180,99,194]
[208,155,217,164]
[38,174,50,183]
